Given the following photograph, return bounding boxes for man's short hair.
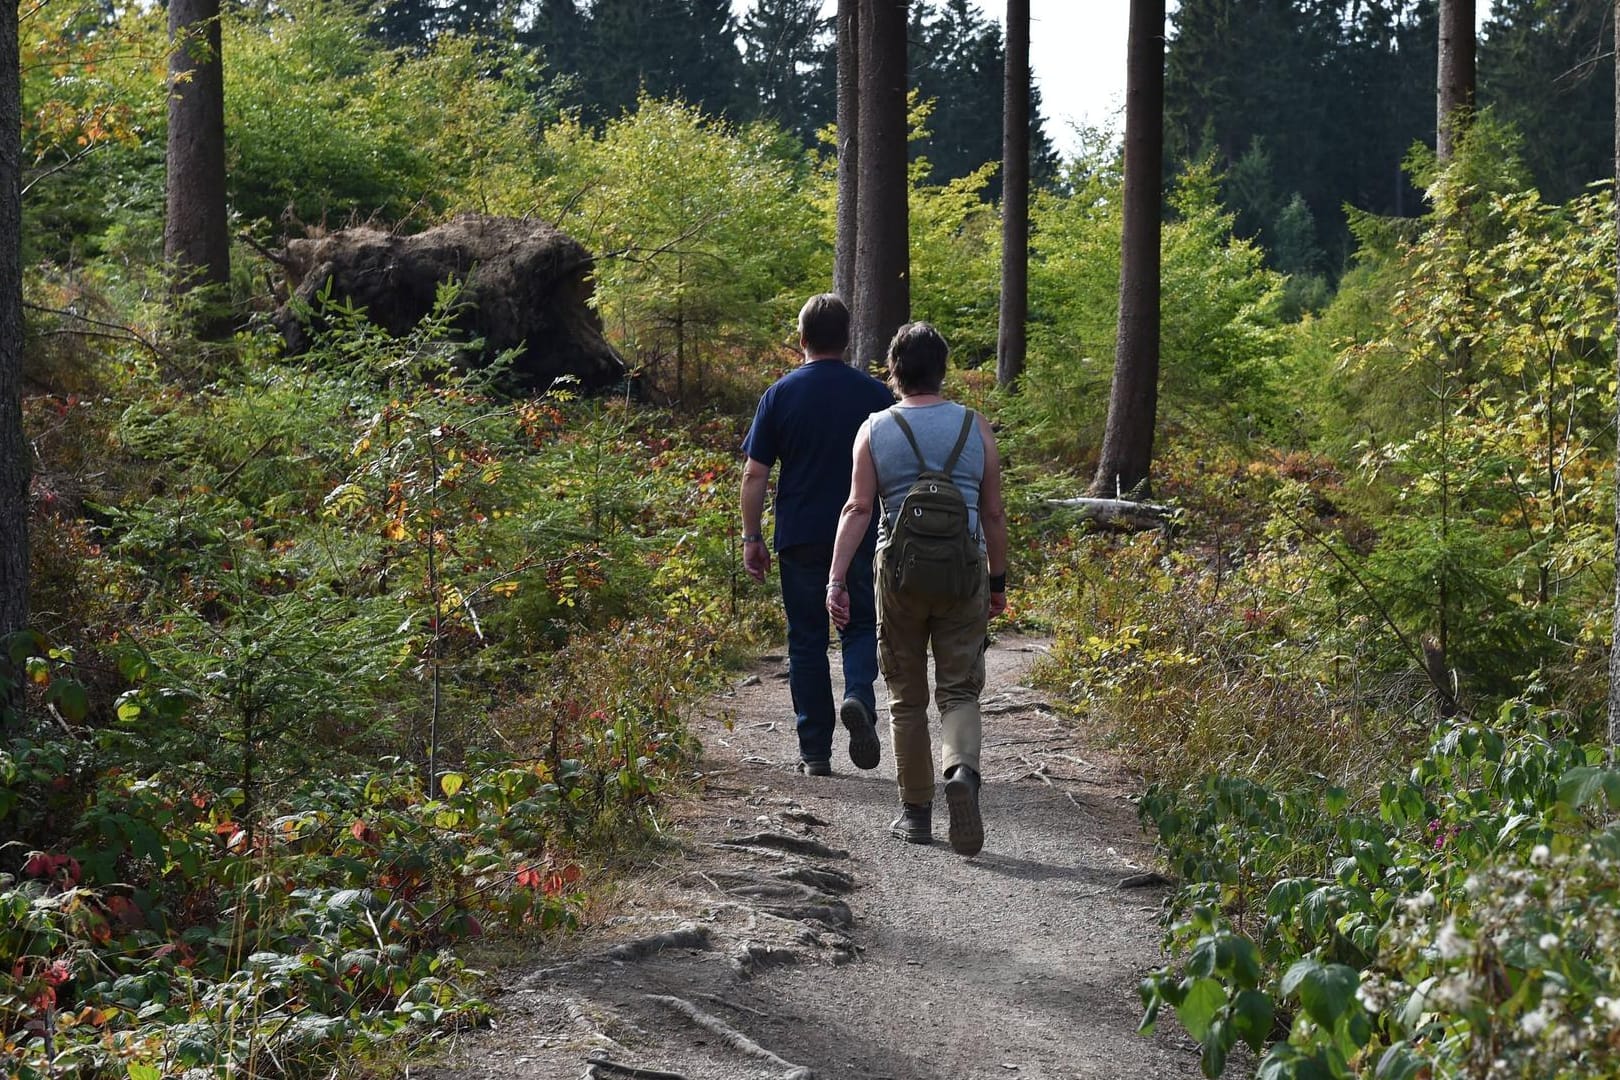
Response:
[886,322,948,395]
[799,294,850,355]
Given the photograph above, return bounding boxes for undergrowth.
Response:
[2,291,774,1077]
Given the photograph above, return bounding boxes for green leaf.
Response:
[114,693,142,723]
[1176,977,1226,1042]
[439,772,465,797]
[1230,988,1276,1052]
[47,679,88,722]
[1200,1020,1229,1078]
[1216,933,1263,989]
[128,1064,163,1080]
[1266,877,1310,918]
[1557,766,1618,809]
[1280,958,1318,998]
[1375,1043,1429,1080]
[1297,963,1360,1028]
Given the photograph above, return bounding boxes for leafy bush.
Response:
[537,97,821,403]
[1137,710,1620,1079]
[1010,158,1287,462]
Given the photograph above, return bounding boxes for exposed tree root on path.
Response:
[646,994,816,1079]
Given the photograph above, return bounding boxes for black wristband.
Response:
[989,571,1006,592]
[742,534,764,544]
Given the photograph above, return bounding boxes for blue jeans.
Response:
[777,542,878,764]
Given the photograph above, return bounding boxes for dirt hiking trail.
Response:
[419,634,1200,1079]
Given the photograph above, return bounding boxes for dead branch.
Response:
[23,301,166,361]
[1047,496,1177,530]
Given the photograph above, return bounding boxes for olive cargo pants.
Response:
[875,548,988,807]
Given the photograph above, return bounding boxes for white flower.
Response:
[1538,932,1560,952]
[1356,977,1387,1013]
[1603,997,1620,1024]
[1531,844,1551,867]
[1437,918,1472,960]
[1520,1003,1554,1037]
[1429,973,1477,1011]
[1405,889,1437,913]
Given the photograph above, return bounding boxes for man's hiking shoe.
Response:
[798,759,833,777]
[889,802,932,844]
[840,698,882,770]
[944,766,984,856]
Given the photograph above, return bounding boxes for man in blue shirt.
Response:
[740,294,894,775]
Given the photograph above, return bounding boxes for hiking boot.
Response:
[840,698,882,770]
[944,765,983,856]
[798,759,833,777]
[889,802,932,844]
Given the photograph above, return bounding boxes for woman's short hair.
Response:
[798,293,850,355]
[885,322,948,395]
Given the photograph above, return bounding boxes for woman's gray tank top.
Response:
[869,402,986,552]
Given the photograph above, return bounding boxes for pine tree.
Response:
[739,0,831,143]
[996,0,1028,389]
[1166,0,1435,271]
[576,0,744,121]
[684,0,746,118]
[1480,0,1614,200]
[1091,0,1164,499]
[164,0,230,330]
[907,0,1056,195]
[1437,0,1476,162]
[0,0,24,643]
[374,0,507,46]
[835,0,859,321]
[853,0,909,369]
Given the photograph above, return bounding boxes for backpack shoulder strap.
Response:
[941,409,977,475]
[887,409,931,473]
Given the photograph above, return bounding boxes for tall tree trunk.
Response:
[165,0,230,323]
[0,0,27,644]
[853,0,909,371]
[835,0,860,362]
[1607,0,1620,751]
[1090,0,1164,499]
[1436,0,1476,163]
[996,0,1029,390]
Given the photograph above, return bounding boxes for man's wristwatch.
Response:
[742,533,764,544]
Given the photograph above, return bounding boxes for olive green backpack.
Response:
[879,408,981,599]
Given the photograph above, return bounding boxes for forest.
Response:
[3,0,1620,1076]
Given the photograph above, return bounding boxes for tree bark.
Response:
[996,0,1029,390]
[835,0,860,362]
[853,0,909,371]
[1436,0,1476,163]
[165,0,230,317]
[1090,0,1164,499]
[0,0,27,644]
[1607,0,1620,751]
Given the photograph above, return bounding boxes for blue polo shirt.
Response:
[742,358,894,552]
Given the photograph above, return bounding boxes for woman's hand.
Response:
[826,581,850,628]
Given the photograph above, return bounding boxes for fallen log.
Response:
[1046,496,1177,530]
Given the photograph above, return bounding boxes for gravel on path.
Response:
[417,634,1200,1080]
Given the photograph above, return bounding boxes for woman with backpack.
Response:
[825,322,1008,856]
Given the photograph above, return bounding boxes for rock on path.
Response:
[418,634,1200,1079]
